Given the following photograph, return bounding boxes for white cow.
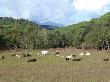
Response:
[79,52,84,56]
[16,55,21,58]
[56,55,60,56]
[85,51,90,55]
[65,55,73,60]
[41,50,48,55]
[66,55,73,59]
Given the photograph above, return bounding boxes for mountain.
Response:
[40,25,59,30]
[32,20,64,30]
[41,22,64,27]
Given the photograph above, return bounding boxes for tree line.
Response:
[0,12,110,50]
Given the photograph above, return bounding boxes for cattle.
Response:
[85,51,90,55]
[55,51,60,55]
[11,54,16,57]
[22,53,31,57]
[65,57,70,61]
[22,53,27,57]
[79,52,84,56]
[56,55,60,56]
[27,53,31,57]
[11,54,21,58]
[72,54,76,57]
[72,58,81,61]
[27,58,37,62]
[103,58,109,61]
[0,56,4,59]
[41,50,48,55]
[66,55,73,59]
[16,55,21,58]
[65,55,73,61]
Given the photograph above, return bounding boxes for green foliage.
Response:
[1,12,110,50]
[0,17,41,49]
[56,12,110,50]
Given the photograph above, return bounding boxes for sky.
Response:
[0,0,110,26]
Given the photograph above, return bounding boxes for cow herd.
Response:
[64,52,89,61]
[0,53,37,62]
[54,51,109,62]
[0,50,109,63]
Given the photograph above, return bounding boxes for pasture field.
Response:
[0,49,110,82]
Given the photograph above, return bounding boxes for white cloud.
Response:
[73,0,110,11]
[0,0,74,25]
[0,0,32,19]
[30,0,73,23]
[0,0,110,25]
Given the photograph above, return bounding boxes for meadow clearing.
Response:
[0,49,110,82]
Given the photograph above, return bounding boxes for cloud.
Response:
[0,0,75,25]
[30,0,74,23]
[73,0,110,12]
[0,0,32,18]
[68,0,110,25]
[0,0,110,25]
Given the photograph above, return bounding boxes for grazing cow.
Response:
[27,58,37,62]
[103,58,109,61]
[0,56,4,59]
[79,52,84,56]
[55,51,60,55]
[22,53,27,57]
[56,55,59,56]
[41,50,48,55]
[85,51,90,55]
[72,58,81,61]
[65,57,70,61]
[65,55,73,61]
[66,55,73,59]
[22,53,31,57]
[27,53,31,57]
[72,54,76,57]
[16,55,21,58]
[11,54,16,57]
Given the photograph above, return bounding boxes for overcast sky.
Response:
[0,0,110,25]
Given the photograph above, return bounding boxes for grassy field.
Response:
[0,49,110,82]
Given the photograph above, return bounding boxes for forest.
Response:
[0,12,110,50]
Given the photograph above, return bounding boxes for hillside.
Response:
[0,12,110,50]
[0,17,48,49]
[55,12,110,50]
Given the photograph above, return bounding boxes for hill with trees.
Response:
[0,17,48,49]
[54,12,110,50]
[0,12,110,50]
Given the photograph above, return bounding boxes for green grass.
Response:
[0,49,110,82]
